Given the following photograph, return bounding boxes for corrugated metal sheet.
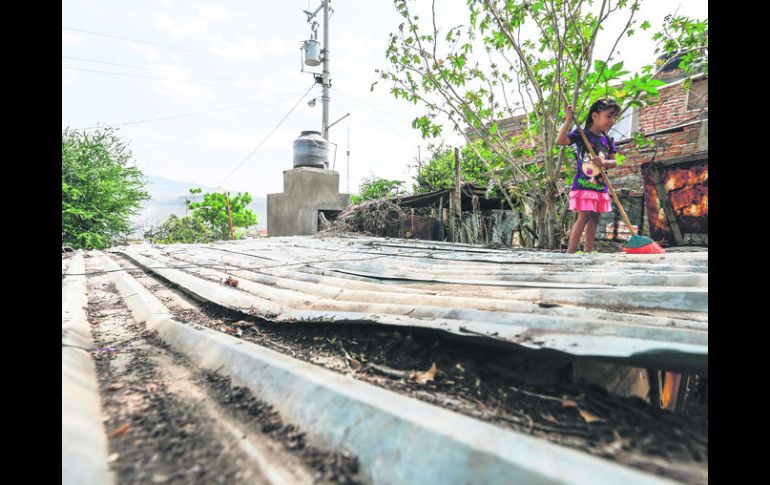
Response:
[115,236,707,373]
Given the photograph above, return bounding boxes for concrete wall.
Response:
[267,167,350,237]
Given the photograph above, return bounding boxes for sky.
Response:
[62,0,707,199]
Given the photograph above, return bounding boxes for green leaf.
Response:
[641,20,651,30]
[594,60,607,72]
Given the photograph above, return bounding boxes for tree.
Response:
[144,214,215,244]
[62,127,149,249]
[652,15,707,77]
[651,15,707,94]
[187,189,257,240]
[378,0,706,248]
[412,141,496,193]
[349,177,404,204]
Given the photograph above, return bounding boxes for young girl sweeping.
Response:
[556,98,621,254]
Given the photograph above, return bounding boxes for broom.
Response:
[565,101,665,254]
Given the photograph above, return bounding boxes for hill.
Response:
[132,175,266,234]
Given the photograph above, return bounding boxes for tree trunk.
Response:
[525,180,562,250]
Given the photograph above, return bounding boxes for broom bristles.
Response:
[623,241,666,254]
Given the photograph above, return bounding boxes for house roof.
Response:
[113,235,708,374]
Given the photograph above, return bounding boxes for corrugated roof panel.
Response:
[115,236,707,373]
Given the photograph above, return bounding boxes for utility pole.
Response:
[321,0,330,140]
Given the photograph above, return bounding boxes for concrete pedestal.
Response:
[267,167,350,237]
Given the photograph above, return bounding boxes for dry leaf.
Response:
[111,423,130,438]
[410,363,437,384]
[560,398,602,423]
[579,409,603,423]
[543,413,560,424]
[349,357,362,370]
[600,431,627,456]
[107,453,119,463]
[107,383,124,391]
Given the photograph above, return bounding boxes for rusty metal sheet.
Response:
[114,236,707,373]
[643,160,708,244]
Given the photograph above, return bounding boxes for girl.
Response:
[555,98,621,254]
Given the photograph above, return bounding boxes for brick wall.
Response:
[612,77,708,192]
[614,123,704,190]
[638,78,708,133]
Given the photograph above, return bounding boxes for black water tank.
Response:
[293,130,328,168]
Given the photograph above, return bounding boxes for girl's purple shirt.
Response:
[567,128,616,193]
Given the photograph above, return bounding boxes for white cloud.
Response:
[62,31,87,47]
[193,3,234,22]
[62,67,78,83]
[149,64,216,103]
[201,127,262,152]
[206,34,267,62]
[151,11,210,40]
[128,44,166,62]
[267,37,289,57]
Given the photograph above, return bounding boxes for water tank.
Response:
[293,130,328,168]
[302,39,322,66]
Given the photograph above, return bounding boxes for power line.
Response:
[63,27,226,59]
[333,89,415,144]
[62,65,274,92]
[218,83,316,186]
[136,92,302,154]
[62,55,254,83]
[331,86,408,122]
[75,97,289,131]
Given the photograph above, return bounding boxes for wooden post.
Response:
[674,375,691,415]
[661,371,682,411]
[454,148,462,242]
[647,369,661,408]
[649,165,684,244]
[448,194,455,241]
[225,192,235,240]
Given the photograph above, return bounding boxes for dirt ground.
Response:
[86,257,362,484]
[112,253,708,484]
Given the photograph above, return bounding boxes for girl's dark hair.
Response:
[584,98,621,130]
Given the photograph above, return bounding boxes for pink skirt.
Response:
[569,190,612,213]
